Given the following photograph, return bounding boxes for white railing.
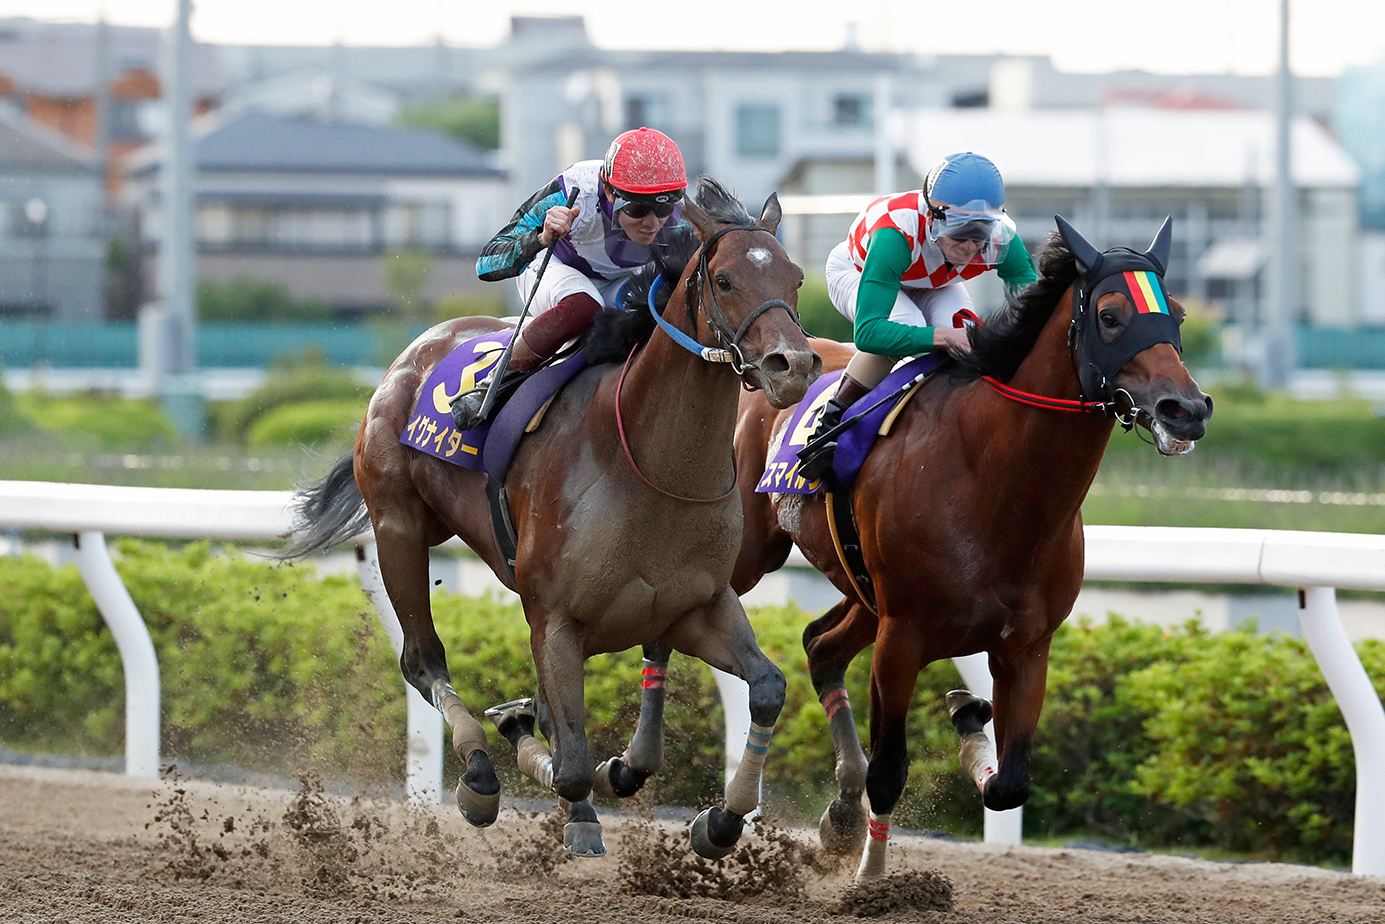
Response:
[0,481,1381,875]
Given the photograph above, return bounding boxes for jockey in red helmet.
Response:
[797,152,1038,480]
[454,128,688,430]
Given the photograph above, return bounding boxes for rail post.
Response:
[952,652,1024,845]
[1297,586,1385,876]
[70,531,161,779]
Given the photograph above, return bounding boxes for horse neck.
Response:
[972,288,1115,524]
[615,270,741,497]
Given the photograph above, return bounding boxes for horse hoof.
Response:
[819,796,867,855]
[690,808,741,860]
[945,690,993,737]
[455,780,500,827]
[563,821,606,858]
[591,757,647,801]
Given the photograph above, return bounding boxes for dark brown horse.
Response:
[284,178,819,859]
[730,217,1212,880]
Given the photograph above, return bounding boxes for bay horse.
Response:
[282,178,819,859]
[729,217,1213,880]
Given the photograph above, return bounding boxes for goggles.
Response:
[924,196,1017,261]
[613,188,683,219]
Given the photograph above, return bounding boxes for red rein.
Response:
[614,344,738,504]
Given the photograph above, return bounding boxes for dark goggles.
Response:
[613,188,683,219]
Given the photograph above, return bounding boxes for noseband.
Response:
[645,224,802,381]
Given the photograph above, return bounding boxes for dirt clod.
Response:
[836,869,955,916]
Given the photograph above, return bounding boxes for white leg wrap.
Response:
[856,810,890,881]
[433,682,488,760]
[516,735,555,791]
[958,730,998,793]
[723,722,773,816]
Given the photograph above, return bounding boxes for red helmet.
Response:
[601,127,687,196]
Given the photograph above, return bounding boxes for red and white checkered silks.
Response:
[845,191,995,289]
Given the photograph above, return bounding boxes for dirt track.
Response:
[2,765,1383,923]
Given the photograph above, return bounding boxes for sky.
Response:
[1,0,1384,78]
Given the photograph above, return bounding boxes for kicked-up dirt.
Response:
[1,764,1382,923]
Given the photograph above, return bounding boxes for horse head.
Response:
[1056,215,1213,454]
[680,184,821,408]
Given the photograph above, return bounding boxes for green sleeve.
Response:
[852,228,936,356]
[996,237,1038,292]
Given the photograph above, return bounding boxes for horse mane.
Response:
[582,176,751,365]
[951,230,1079,382]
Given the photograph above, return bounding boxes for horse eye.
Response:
[1099,310,1122,329]
[715,273,733,292]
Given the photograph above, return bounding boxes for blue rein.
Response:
[646,275,735,364]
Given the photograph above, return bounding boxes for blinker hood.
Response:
[1054,215,1182,406]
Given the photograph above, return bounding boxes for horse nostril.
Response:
[1202,393,1214,420]
[1156,398,1187,421]
[760,352,790,378]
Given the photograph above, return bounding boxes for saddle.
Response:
[755,353,947,614]
[756,353,945,495]
[400,331,589,578]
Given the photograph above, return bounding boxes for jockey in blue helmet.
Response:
[798,152,1037,480]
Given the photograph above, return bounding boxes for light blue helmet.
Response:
[924,151,1006,213]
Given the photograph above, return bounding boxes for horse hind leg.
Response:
[372,510,499,826]
[486,698,605,857]
[591,643,669,800]
[804,599,876,855]
[432,682,501,825]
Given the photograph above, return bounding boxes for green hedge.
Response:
[1,543,1381,866]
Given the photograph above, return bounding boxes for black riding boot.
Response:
[450,365,531,432]
[796,373,870,482]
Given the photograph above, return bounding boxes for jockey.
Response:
[451,127,688,431]
[797,151,1037,480]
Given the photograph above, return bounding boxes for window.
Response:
[384,202,451,248]
[736,104,780,158]
[832,94,870,128]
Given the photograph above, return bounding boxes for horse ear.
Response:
[681,195,717,242]
[758,192,783,235]
[1054,214,1103,276]
[1144,216,1173,275]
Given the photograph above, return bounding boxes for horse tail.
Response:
[275,454,371,561]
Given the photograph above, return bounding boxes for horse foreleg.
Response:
[529,616,604,858]
[803,599,877,855]
[592,642,670,800]
[983,637,1053,812]
[857,618,926,882]
[374,514,498,826]
[665,589,786,860]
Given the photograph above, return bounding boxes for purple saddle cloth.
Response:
[399,330,588,481]
[755,353,944,495]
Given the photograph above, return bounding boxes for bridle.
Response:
[618,222,804,503]
[981,268,1179,436]
[645,223,802,381]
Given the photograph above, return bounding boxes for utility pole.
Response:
[158,0,201,437]
[1264,0,1297,387]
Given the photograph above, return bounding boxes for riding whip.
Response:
[473,185,581,422]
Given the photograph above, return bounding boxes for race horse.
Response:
[729,216,1213,880]
[282,178,819,859]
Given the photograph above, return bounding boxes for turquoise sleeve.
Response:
[852,228,936,356]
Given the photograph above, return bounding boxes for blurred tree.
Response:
[395,95,501,150]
